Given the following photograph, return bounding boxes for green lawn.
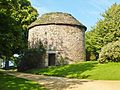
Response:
[26,61,120,80]
[0,71,46,90]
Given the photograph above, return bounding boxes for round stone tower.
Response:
[28,12,87,66]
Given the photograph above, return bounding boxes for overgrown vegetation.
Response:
[25,61,120,80]
[17,42,46,72]
[0,71,45,90]
[99,41,120,63]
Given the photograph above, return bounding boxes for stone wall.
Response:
[28,24,85,65]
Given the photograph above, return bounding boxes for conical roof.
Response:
[28,12,87,30]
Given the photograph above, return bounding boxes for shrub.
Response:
[17,42,46,71]
[99,41,120,63]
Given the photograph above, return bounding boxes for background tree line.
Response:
[85,3,120,62]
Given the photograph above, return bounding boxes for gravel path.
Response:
[5,71,120,90]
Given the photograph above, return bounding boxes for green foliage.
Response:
[17,42,46,72]
[26,61,120,80]
[89,53,96,61]
[0,71,45,90]
[85,31,99,61]
[0,0,38,57]
[85,3,120,60]
[99,41,120,63]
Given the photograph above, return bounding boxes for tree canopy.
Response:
[0,0,38,58]
[85,3,120,60]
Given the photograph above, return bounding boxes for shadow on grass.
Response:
[0,61,98,90]
[26,61,98,79]
[0,72,45,90]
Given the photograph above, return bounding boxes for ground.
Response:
[4,70,120,90]
[25,62,120,80]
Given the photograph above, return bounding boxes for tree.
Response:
[85,31,99,60]
[0,0,38,68]
[85,3,120,60]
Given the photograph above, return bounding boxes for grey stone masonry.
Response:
[28,12,86,66]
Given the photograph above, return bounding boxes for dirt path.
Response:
[4,71,120,90]
[66,80,120,90]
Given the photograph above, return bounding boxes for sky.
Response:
[30,0,120,31]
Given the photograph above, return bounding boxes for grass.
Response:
[0,71,46,90]
[26,61,120,80]
[81,62,120,80]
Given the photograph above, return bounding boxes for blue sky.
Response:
[30,0,120,31]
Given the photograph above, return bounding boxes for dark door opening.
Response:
[48,53,56,66]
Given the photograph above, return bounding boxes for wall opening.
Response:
[48,53,56,66]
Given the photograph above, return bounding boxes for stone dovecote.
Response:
[28,12,87,66]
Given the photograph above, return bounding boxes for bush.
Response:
[99,41,120,63]
[17,42,46,71]
[86,51,98,61]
